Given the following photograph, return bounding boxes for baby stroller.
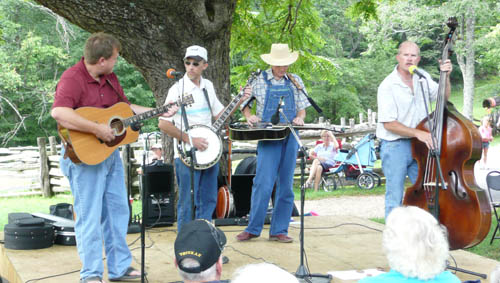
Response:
[322,133,381,191]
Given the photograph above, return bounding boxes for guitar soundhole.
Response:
[106,118,126,147]
[110,118,125,136]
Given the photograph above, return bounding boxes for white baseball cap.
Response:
[151,143,162,149]
[184,45,208,62]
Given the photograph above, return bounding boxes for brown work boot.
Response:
[269,234,293,243]
[236,231,259,242]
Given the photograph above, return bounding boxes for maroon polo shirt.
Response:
[52,57,130,109]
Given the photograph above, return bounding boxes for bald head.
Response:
[396,41,421,74]
[398,41,420,56]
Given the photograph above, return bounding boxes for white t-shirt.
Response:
[376,66,439,141]
[160,74,224,158]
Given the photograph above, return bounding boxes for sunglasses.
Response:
[184,61,200,66]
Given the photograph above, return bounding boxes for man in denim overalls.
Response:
[236,44,311,243]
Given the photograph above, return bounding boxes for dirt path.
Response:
[295,195,385,219]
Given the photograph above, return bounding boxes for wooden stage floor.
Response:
[1,215,498,283]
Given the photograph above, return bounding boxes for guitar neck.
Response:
[123,102,177,128]
[212,92,244,131]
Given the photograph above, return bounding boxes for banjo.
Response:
[179,70,261,169]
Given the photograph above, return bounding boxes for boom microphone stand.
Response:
[278,109,331,283]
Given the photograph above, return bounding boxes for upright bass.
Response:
[403,17,491,250]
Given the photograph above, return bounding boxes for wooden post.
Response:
[359,112,364,124]
[341,117,346,128]
[38,137,53,197]
[49,136,57,156]
[349,118,355,129]
[372,112,377,125]
[318,116,324,124]
[367,109,372,126]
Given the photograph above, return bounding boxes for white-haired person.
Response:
[232,263,299,283]
[305,130,339,191]
[491,265,500,283]
[359,206,460,283]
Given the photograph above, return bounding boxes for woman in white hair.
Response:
[359,206,460,282]
[491,265,500,283]
[232,263,299,283]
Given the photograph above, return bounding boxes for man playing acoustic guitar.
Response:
[51,32,177,283]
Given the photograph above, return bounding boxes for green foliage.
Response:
[0,0,72,145]
[231,0,339,122]
[0,0,159,146]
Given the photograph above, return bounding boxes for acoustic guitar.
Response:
[58,95,193,165]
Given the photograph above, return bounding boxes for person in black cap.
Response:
[174,219,228,283]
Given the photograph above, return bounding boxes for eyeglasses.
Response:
[184,61,200,66]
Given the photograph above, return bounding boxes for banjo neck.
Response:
[212,91,245,132]
[212,70,261,131]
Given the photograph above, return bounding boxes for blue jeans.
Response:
[380,139,418,219]
[245,135,298,236]
[60,149,131,280]
[174,158,219,233]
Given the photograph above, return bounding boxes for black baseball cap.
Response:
[174,219,227,273]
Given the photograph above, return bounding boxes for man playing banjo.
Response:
[158,45,226,232]
[160,45,252,232]
[236,43,311,243]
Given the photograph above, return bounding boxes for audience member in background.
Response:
[150,143,164,165]
[174,219,228,283]
[359,206,460,283]
[232,263,299,283]
[479,116,493,169]
[305,130,339,191]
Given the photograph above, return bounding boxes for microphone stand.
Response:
[175,74,198,221]
[278,109,331,283]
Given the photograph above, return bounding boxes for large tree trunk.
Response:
[456,8,475,120]
[33,0,236,164]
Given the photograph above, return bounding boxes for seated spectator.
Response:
[174,219,228,283]
[359,206,460,283]
[232,263,299,283]
[150,143,164,165]
[305,130,339,191]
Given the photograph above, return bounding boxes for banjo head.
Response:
[181,125,222,169]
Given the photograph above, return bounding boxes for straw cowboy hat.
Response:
[260,43,299,66]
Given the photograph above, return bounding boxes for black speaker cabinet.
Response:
[231,174,255,217]
[142,164,175,227]
[230,174,299,218]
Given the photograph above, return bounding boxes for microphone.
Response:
[408,65,426,78]
[271,96,284,125]
[166,68,184,79]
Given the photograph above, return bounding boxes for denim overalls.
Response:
[245,72,299,236]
